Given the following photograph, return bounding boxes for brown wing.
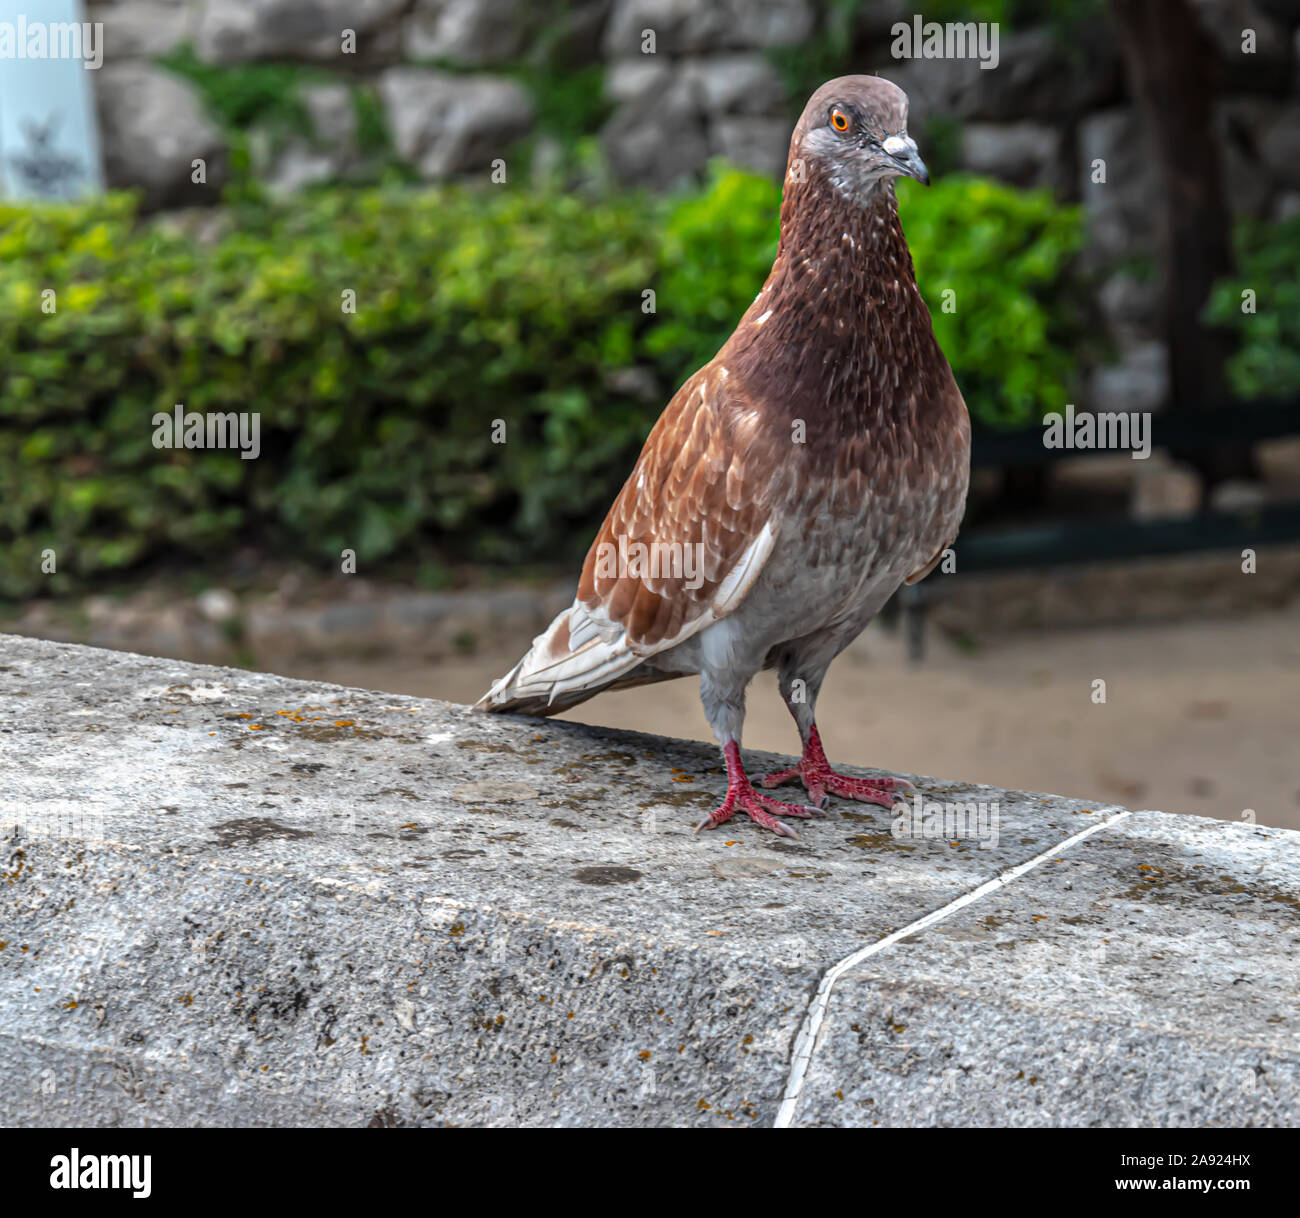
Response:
[575,362,783,652]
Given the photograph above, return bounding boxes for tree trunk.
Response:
[1108,0,1254,486]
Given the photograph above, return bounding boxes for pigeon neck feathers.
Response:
[722,171,947,440]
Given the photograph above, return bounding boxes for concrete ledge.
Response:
[1,635,1297,1127]
[6,544,1300,671]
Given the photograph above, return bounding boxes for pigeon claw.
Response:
[695,784,821,837]
[760,762,801,789]
[759,725,916,811]
[818,771,908,809]
[697,739,826,837]
[761,763,908,810]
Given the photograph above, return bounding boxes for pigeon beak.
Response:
[883,134,930,186]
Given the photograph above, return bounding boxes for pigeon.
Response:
[478,76,971,837]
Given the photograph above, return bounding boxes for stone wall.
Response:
[4,635,1299,1126]
[84,0,1300,414]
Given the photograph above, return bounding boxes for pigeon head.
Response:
[789,75,929,201]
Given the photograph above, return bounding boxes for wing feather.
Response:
[477,362,784,714]
[576,362,783,651]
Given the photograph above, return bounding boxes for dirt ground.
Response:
[290,606,1300,831]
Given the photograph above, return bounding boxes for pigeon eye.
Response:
[830,108,850,133]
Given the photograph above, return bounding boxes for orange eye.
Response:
[831,109,850,133]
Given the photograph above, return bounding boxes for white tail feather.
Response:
[475,604,644,711]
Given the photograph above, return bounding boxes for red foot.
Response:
[760,724,914,810]
[695,741,824,838]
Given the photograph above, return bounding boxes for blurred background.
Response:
[1,0,1298,825]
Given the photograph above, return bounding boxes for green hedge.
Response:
[0,169,1084,598]
[1208,212,1300,400]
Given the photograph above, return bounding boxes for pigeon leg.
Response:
[760,723,914,809]
[695,741,824,838]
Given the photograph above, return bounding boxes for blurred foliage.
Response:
[156,45,327,137]
[919,113,966,182]
[0,168,1084,598]
[1209,213,1300,399]
[508,62,610,144]
[901,174,1086,425]
[0,185,652,597]
[645,169,783,375]
[918,0,1105,29]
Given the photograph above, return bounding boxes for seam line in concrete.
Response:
[773,809,1133,1128]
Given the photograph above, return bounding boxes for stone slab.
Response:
[0,636,1295,1126]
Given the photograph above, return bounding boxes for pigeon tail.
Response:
[474,602,683,717]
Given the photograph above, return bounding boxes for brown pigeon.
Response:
[477,76,971,837]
